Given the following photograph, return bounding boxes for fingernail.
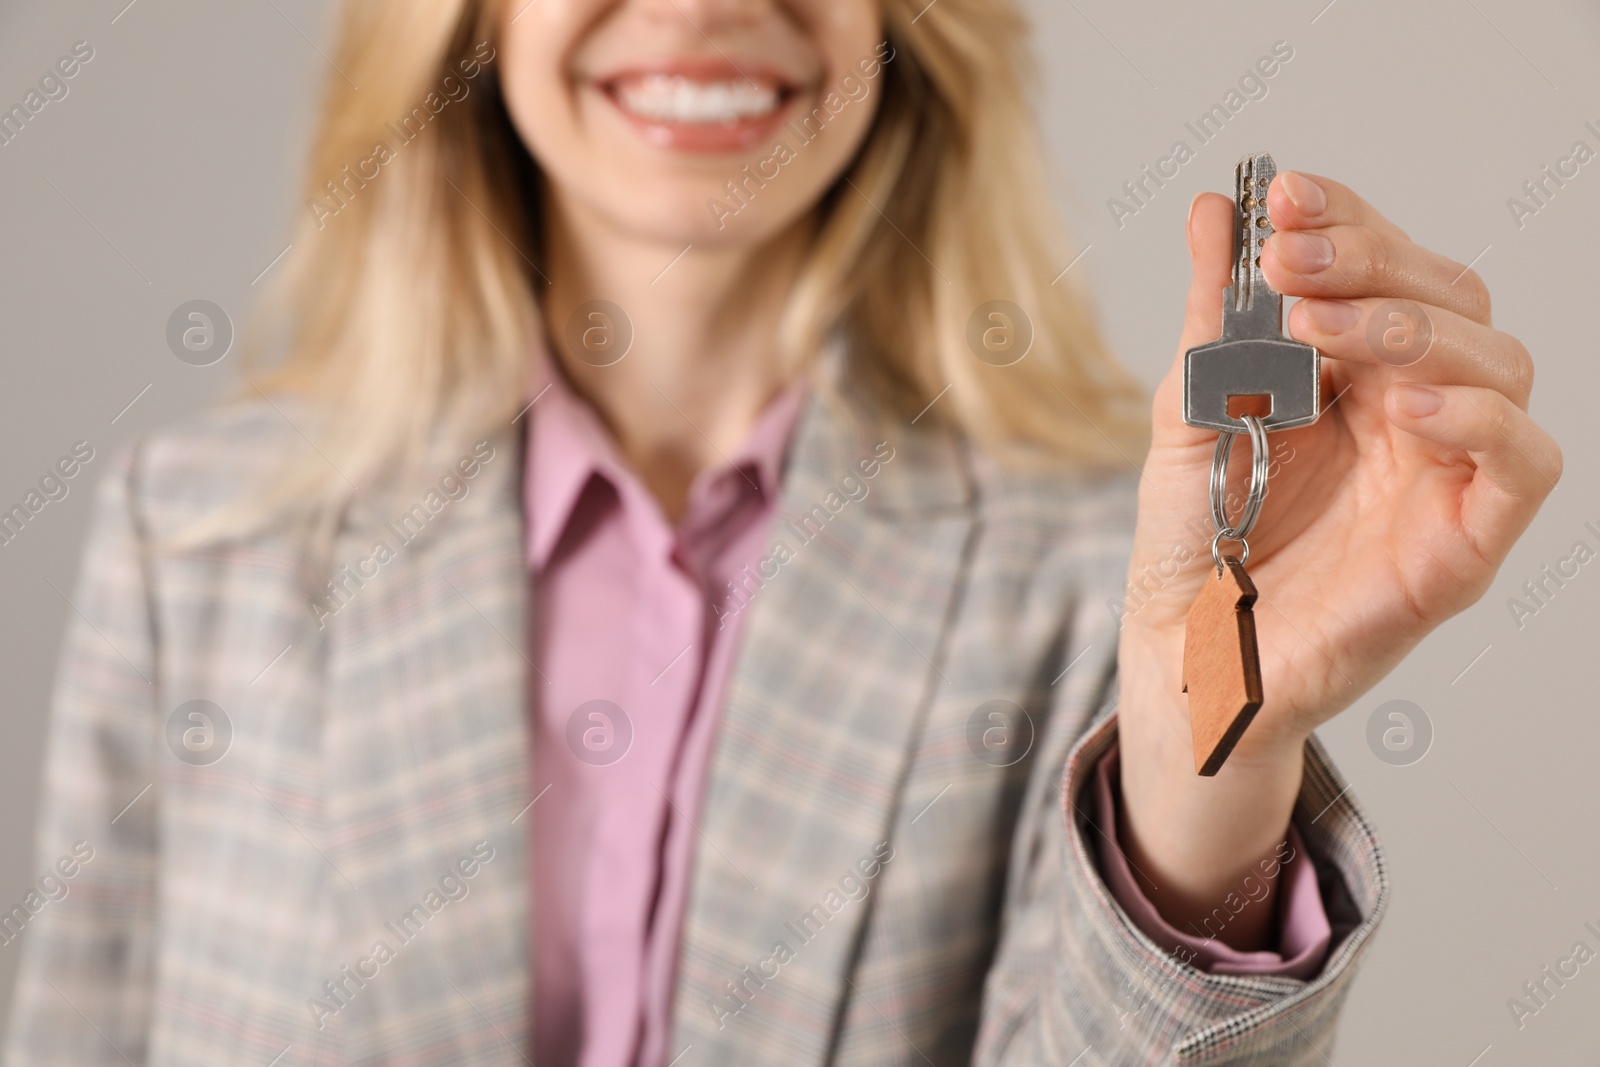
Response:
[1280,171,1327,216]
[1187,192,1203,233]
[1275,231,1335,274]
[1303,299,1361,334]
[1392,382,1444,417]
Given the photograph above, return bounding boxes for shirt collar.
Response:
[522,345,806,571]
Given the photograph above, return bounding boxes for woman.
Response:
[6,0,1559,1064]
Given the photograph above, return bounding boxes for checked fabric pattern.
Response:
[7,369,1384,1065]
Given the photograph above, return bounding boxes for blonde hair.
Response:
[196,0,1148,546]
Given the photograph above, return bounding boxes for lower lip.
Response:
[602,85,799,153]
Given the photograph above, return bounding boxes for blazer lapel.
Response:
[670,385,977,1065]
[319,423,533,1064]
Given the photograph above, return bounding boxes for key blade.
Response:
[1233,152,1277,318]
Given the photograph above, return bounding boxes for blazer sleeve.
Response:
[5,444,159,1065]
[971,608,1388,1064]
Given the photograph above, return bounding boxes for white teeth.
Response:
[615,75,779,124]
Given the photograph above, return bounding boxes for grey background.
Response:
[0,0,1595,1061]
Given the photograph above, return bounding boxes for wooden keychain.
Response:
[1179,152,1322,776]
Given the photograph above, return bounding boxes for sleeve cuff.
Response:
[1051,705,1388,1063]
[1090,741,1332,980]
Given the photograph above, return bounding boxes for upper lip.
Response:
[591,57,810,97]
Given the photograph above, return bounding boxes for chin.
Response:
[584,170,812,249]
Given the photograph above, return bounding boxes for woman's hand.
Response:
[1113,172,1563,949]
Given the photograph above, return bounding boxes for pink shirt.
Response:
[524,358,804,1067]
[523,359,1331,1067]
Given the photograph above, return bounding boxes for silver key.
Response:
[1183,152,1321,433]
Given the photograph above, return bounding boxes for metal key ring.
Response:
[1208,413,1270,565]
[1210,529,1251,573]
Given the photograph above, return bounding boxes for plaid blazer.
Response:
[6,378,1385,1066]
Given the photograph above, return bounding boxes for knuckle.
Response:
[1360,228,1398,287]
[1504,339,1535,398]
[1454,268,1493,323]
[1546,441,1565,487]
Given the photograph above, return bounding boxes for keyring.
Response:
[1208,413,1269,570]
[1210,528,1251,573]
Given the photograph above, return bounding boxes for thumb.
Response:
[1175,191,1237,359]
[1151,191,1237,451]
